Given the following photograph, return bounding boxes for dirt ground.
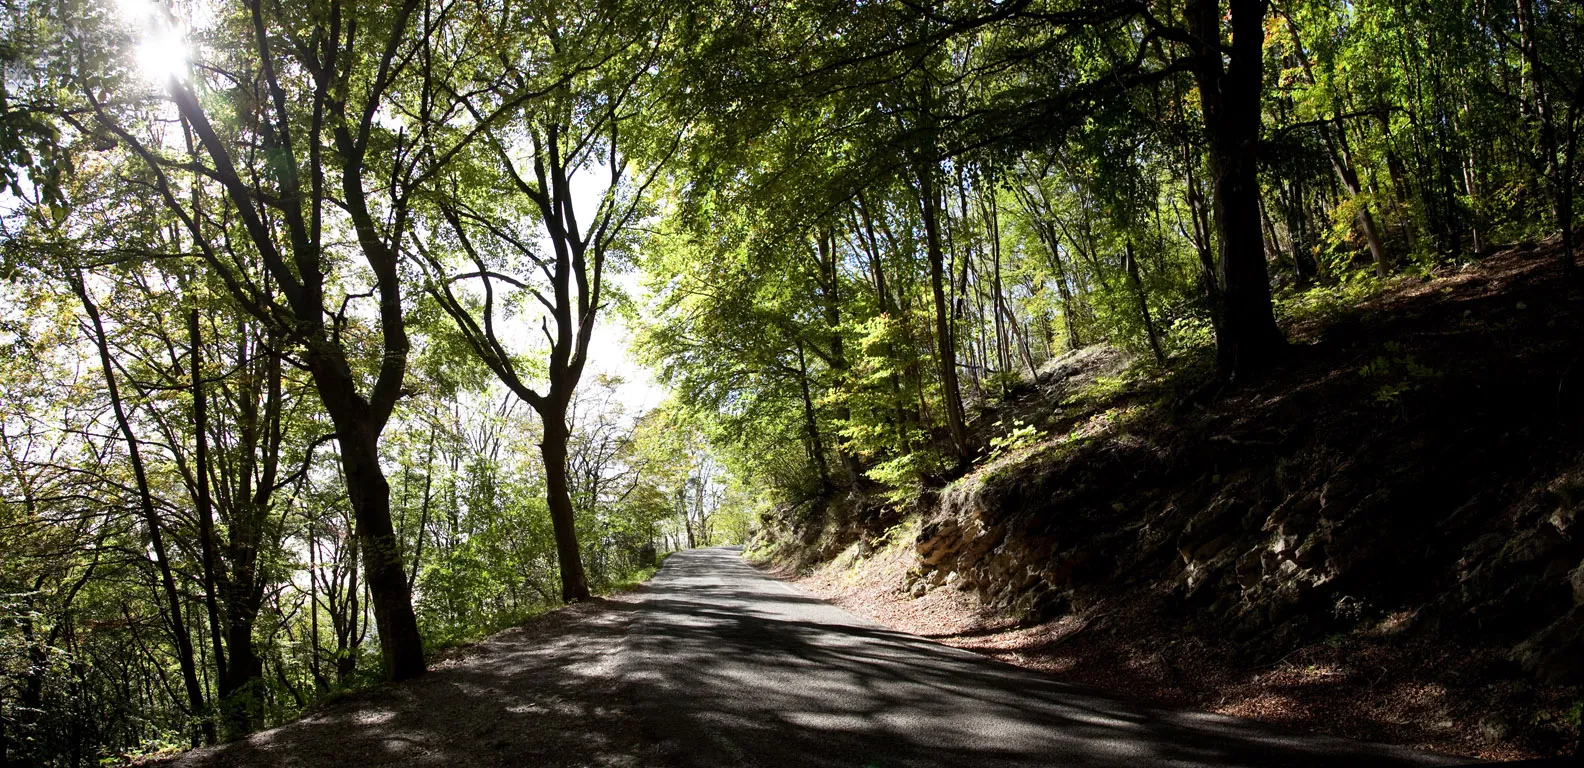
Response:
[789,527,1569,763]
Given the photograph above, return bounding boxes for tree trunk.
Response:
[1126,242,1166,364]
[223,613,263,737]
[1516,0,1572,278]
[1327,129,1391,276]
[331,526,360,685]
[1284,17,1391,277]
[854,197,915,452]
[74,272,212,746]
[679,486,695,549]
[1559,97,1579,280]
[1462,153,1485,255]
[986,190,1012,379]
[1184,139,1221,306]
[795,340,832,486]
[1187,0,1287,379]
[539,403,592,602]
[816,230,864,483]
[308,521,324,691]
[220,324,281,733]
[332,419,427,678]
[919,164,971,460]
[409,425,437,592]
[1043,227,1082,350]
[1012,173,1085,351]
[692,476,708,547]
[187,309,242,738]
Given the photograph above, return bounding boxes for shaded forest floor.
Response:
[776,240,1584,762]
[135,598,654,768]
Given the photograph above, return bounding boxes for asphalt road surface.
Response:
[627,546,1469,768]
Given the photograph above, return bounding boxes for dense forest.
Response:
[1,0,1581,762]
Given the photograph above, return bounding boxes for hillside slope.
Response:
[758,242,1584,760]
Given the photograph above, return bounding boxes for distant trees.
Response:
[413,0,672,602]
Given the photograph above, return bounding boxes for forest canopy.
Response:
[1,0,1580,762]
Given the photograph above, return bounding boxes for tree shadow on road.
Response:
[630,548,1465,768]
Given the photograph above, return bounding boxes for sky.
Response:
[581,272,667,415]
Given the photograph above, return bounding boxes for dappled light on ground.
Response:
[629,548,1460,767]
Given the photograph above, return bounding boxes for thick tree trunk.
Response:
[333,421,427,679]
[539,405,592,602]
[1188,0,1287,379]
[223,619,262,733]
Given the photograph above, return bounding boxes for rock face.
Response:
[911,431,1584,683]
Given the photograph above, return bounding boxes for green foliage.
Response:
[2,0,1581,760]
[986,419,1048,463]
[1275,272,1389,329]
[865,449,949,505]
[1358,341,1441,404]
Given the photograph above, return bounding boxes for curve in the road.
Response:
[626,546,1469,768]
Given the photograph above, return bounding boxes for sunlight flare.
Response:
[113,0,190,84]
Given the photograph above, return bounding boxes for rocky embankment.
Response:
[767,245,1584,758]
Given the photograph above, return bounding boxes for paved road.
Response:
[626,546,1468,768]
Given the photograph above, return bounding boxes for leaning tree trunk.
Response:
[1188,0,1287,379]
[1126,241,1165,364]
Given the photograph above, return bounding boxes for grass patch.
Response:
[608,565,659,593]
[423,603,556,658]
[606,550,676,592]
